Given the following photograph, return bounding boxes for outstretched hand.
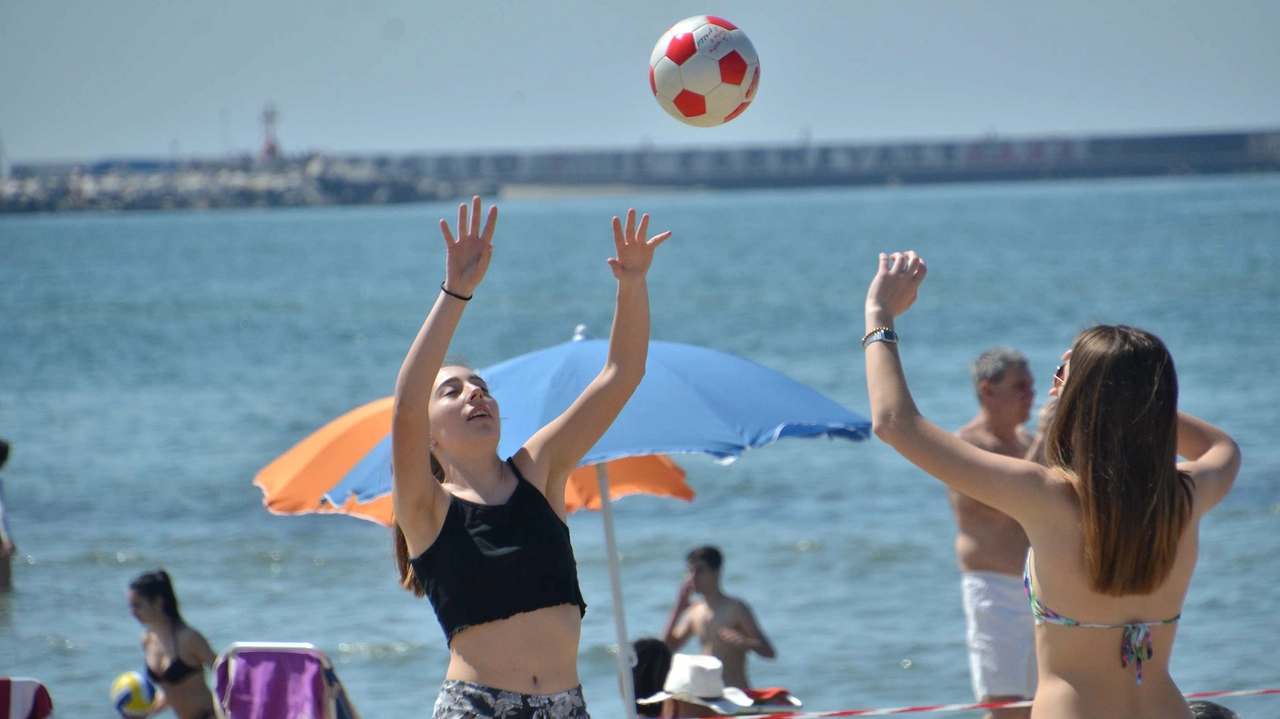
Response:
[608,209,671,281]
[866,251,927,318]
[440,196,498,298]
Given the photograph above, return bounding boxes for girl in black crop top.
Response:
[389,197,673,719]
[128,570,219,719]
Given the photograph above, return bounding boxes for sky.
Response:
[1,0,1278,162]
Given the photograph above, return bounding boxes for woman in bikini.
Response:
[128,570,218,719]
[862,251,1241,719]
[392,197,671,719]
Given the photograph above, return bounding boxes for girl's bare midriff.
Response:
[159,675,216,719]
[446,604,583,694]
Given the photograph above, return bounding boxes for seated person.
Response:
[633,638,673,718]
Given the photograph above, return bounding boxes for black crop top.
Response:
[410,459,587,643]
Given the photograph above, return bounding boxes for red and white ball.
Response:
[649,16,760,128]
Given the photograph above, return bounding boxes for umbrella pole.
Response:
[596,463,637,719]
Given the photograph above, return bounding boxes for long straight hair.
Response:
[1046,325,1194,596]
[392,452,446,598]
[130,569,186,625]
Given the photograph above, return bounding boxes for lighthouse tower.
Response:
[261,103,279,160]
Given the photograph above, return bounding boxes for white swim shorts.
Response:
[960,570,1037,701]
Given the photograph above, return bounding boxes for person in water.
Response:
[128,570,218,719]
[862,251,1240,719]
[662,546,775,690]
[391,197,672,719]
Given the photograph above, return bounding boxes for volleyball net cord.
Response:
[740,687,1280,718]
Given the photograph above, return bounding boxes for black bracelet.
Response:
[440,281,472,302]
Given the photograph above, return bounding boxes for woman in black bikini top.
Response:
[128,570,219,719]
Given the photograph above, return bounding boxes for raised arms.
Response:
[864,252,1058,524]
[515,209,671,518]
[392,197,498,556]
[1177,411,1242,515]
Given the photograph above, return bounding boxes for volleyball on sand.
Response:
[110,670,156,718]
[649,15,760,127]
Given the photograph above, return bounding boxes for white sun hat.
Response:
[636,654,755,715]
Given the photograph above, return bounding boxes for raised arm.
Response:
[864,252,1057,523]
[393,197,498,555]
[662,577,695,650]
[1177,411,1241,515]
[515,209,671,516]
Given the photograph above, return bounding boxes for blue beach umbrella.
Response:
[321,328,869,508]
[317,327,871,718]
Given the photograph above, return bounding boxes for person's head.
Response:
[1189,701,1240,719]
[686,546,723,596]
[426,365,501,462]
[392,362,495,597]
[1046,325,1193,596]
[632,638,673,718]
[970,348,1034,427]
[128,570,184,627]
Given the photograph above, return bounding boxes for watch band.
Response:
[861,328,899,349]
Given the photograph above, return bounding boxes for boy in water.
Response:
[662,546,775,690]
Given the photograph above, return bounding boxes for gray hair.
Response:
[970,347,1029,390]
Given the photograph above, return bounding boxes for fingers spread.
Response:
[625,209,637,242]
[470,196,482,237]
[648,230,673,247]
[637,213,650,242]
[457,203,468,240]
[440,219,456,245]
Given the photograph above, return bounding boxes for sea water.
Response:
[1,174,1278,717]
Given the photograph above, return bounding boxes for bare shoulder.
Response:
[955,423,1000,452]
[1032,469,1083,528]
[1016,425,1035,445]
[729,596,756,622]
[176,624,205,647]
[686,600,710,622]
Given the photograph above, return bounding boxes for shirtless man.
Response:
[952,348,1051,719]
[662,546,775,690]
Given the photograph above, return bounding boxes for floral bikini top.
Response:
[1023,553,1180,685]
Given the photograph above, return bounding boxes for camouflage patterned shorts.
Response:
[432,680,591,719]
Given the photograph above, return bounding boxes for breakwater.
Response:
[4,128,1278,213]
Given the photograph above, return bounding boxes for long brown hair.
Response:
[392,451,446,598]
[1046,325,1194,596]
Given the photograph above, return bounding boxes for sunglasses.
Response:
[1053,363,1068,387]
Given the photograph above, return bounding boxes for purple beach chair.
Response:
[213,643,361,719]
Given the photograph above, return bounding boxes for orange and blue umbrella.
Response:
[253,397,695,525]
